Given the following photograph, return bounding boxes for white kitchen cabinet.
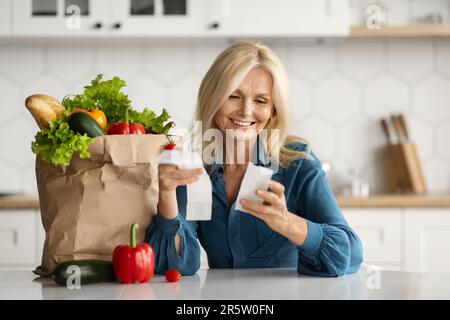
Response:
[0,0,11,36]
[12,0,208,37]
[11,0,351,38]
[110,0,207,36]
[12,0,109,36]
[207,0,350,37]
[0,210,38,268]
[404,209,450,275]
[343,209,402,270]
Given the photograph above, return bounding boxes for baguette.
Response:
[25,94,65,129]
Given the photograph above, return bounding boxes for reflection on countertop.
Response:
[1,267,450,299]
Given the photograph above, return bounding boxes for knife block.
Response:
[386,143,427,194]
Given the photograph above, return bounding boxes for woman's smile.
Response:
[229,118,257,129]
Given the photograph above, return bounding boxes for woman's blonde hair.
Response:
[194,41,310,168]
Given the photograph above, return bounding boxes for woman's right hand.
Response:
[157,164,203,220]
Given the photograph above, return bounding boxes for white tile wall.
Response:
[363,74,409,117]
[291,42,337,81]
[409,115,434,160]
[289,76,313,121]
[387,39,434,82]
[338,39,384,81]
[0,44,44,83]
[47,45,94,83]
[0,38,450,195]
[412,74,450,123]
[316,74,361,123]
[437,122,450,162]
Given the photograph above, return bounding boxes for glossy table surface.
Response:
[1,266,450,300]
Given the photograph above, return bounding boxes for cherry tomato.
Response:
[165,269,181,282]
[164,143,177,150]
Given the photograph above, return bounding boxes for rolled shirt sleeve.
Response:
[144,188,200,276]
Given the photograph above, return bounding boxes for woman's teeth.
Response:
[232,119,254,127]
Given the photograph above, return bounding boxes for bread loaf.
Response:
[25,94,65,129]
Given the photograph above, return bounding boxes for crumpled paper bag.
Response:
[33,134,170,276]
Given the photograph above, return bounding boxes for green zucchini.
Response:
[68,112,105,138]
[52,260,116,286]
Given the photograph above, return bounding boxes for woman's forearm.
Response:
[280,212,309,246]
[158,190,181,253]
[158,190,179,219]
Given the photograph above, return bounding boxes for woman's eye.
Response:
[229,95,240,100]
[255,100,267,104]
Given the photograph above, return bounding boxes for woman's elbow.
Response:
[324,228,362,277]
[348,232,364,273]
[333,230,363,276]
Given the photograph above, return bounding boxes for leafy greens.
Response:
[129,108,174,135]
[32,74,175,166]
[31,120,93,166]
[62,74,131,124]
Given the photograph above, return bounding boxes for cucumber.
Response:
[52,260,116,286]
[68,112,105,138]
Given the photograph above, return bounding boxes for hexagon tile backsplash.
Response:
[0,39,449,195]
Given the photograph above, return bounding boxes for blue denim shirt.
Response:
[145,142,363,277]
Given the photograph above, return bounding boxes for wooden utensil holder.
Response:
[386,142,427,195]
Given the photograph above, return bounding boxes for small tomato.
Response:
[165,269,181,282]
[164,143,177,150]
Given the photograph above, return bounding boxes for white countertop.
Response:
[1,267,450,300]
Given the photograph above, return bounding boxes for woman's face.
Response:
[214,67,275,141]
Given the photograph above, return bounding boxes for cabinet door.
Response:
[0,0,11,36]
[207,0,350,37]
[110,0,206,36]
[404,209,450,274]
[343,209,402,268]
[12,0,109,36]
[0,211,36,267]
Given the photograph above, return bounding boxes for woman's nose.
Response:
[239,99,254,116]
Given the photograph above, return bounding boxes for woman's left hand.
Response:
[239,180,290,234]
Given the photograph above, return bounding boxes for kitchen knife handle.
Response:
[381,118,392,145]
[391,114,405,143]
[397,114,410,141]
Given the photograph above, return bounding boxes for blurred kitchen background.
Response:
[0,0,449,274]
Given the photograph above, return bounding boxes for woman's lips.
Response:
[229,118,256,128]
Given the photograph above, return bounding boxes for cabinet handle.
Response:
[93,22,103,29]
[112,22,122,30]
[208,22,220,30]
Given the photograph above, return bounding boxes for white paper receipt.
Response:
[235,162,274,213]
[158,149,212,221]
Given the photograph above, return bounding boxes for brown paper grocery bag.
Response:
[33,134,169,276]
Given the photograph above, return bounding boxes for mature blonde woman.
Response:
[145,41,363,277]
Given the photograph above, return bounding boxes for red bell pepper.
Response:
[107,109,145,135]
[113,223,155,284]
